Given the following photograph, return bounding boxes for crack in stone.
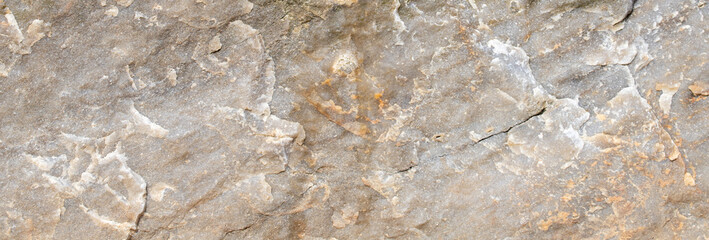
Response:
[126,183,149,240]
[396,164,417,173]
[475,107,547,144]
[220,222,255,240]
[614,0,638,26]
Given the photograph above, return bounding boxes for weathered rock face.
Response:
[1,0,707,239]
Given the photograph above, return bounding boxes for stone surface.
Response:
[1,0,708,239]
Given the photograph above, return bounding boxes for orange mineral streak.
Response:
[304,85,376,139]
[321,78,333,86]
[456,21,477,57]
[538,211,571,231]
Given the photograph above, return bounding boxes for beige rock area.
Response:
[1,0,708,239]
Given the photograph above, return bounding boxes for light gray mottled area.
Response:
[1,0,708,239]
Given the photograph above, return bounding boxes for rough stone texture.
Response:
[1,0,708,239]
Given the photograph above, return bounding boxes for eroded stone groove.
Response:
[1,0,707,239]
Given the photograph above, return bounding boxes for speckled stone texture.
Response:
[1,0,708,239]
